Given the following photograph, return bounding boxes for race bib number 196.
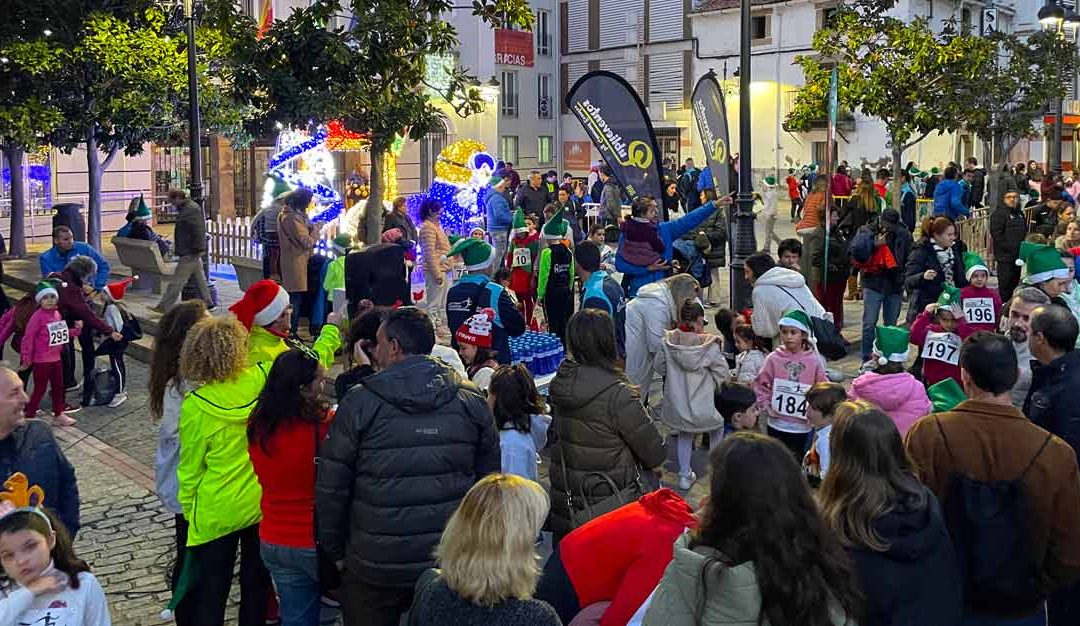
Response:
[771,379,810,421]
[922,331,960,365]
[963,297,995,325]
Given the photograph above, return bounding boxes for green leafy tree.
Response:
[3,1,253,249]
[786,1,994,208]
[235,0,532,244]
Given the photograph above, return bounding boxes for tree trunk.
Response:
[85,130,103,250]
[365,150,385,245]
[3,144,27,258]
[891,143,904,211]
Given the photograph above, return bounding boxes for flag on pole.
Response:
[256,0,274,39]
[823,67,839,287]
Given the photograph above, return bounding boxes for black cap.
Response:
[576,241,601,272]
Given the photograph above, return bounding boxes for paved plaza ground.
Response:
[0,213,888,624]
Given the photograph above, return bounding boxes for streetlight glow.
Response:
[1040,1,1065,29]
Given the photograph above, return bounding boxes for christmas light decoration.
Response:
[267,127,344,223]
[435,139,487,186]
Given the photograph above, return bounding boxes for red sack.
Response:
[853,244,898,274]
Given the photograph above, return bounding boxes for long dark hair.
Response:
[819,405,928,552]
[247,350,328,454]
[566,309,620,374]
[148,300,208,419]
[489,364,544,433]
[0,508,89,590]
[693,432,862,625]
[466,347,498,376]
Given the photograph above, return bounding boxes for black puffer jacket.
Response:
[903,239,968,315]
[316,355,500,588]
[548,360,666,539]
[989,202,1028,262]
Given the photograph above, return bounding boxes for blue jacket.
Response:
[39,243,110,289]
[0,421,80,536]
[580,270,627,357]
[485,191,513,233]
[446,274,526,364]
[932,179,968,221]
[615,202,720,297]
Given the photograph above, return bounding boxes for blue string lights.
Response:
[267,126,346,223]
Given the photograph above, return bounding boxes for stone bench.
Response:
[111,237,176,294]
[230,256,263,292]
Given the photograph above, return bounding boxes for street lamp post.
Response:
[1039,0,1079,173]
[730,0,757,310]
[184,0,203,206]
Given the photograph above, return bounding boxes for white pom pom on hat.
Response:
[878,355,889,366]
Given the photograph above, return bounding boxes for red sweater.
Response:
[910,310,974,388]
[559,488,697,626]
[249,419,330,548]
[959,284,1003,333]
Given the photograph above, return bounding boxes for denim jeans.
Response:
[490,230,509,277]
[861,287,902,360]
[960,605,1046,626]
[260,542,321,626]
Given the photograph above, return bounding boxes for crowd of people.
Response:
[2,152,1080,626]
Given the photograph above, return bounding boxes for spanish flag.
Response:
[256,0,273,39]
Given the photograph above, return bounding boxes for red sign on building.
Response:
[495,30,534,68]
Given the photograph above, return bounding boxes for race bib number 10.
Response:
[963,297,995,325]
[922,331,960,365]
[512,247,532,268]
[771,379,810,421]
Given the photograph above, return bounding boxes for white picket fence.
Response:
[205,216,341,265]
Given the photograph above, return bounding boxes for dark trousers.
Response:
[1049,579,1079,625]
[767,425,811,460]
[544,291,573,344]
[171,515,189,593]
[175,524,271,626]
[534,545,580,625]
[790,197,803,220]
[27,360,64,417]
[340,571,414,626]
[61,328,95,397]
[289,292,304,336]
[997,258,1021,303]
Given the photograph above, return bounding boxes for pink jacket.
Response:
[21,308,80,366]
[850,371,932,436]
[754,346,827,431]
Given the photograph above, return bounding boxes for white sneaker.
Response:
[107,393,128,408]
[678,471,697,491]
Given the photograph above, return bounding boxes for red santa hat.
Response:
[106,276,138,301]
[455,308,496,349]
[229,279,290,330]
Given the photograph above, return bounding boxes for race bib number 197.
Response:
[922,331,960,365]
[771,379,810,421]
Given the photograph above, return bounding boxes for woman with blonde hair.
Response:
[408,474,560,625]
[819,403,961,626]
[174,316,272,626]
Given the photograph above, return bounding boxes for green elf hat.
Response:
[963,251,989,281]
[448,234,463,247]
[447,237,497,272]
[928,378,966,413]
[777,309,813,337]
[511,208,528,237]
[764,175,777,185]
[34,278,64,303]
[936,283,963,316]
[873,325,911,366]
[808,164,818,172]
[542,207,569,240]
[133,195,152,221]
[332,233,353,255]
[1017,241,1069,285]
[930,167,941,175]
[267,173,292,199]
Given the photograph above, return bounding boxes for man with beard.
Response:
[1005,287,1051,407]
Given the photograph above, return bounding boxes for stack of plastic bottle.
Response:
[508,331,566,377]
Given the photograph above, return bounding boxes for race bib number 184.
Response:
[771,379,810,421]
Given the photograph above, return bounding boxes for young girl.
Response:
[959,252,1002,333]
[732,324,768,383]
[658,299,730,490]
[22,280,80,426]
[850,324,932,437]
[455,309,501,391]
[753,309,827,459]
[910,285,974,388]
[488,365,551,482]
[0,505,110,625]
[90,277,139,408]
[147,300,208,596]
[507,209,541,325]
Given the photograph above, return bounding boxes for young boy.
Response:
[777,238,803,272]
[959,251,1002,333]
[537,208,575,342]
[910,284,975,388]
[588,224,616,272]
[802,382,847,485]
[323,233,353,315]
[507,208,541,325]
[716,381,761,432]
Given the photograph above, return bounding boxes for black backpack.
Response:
[935,417,1052,613]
